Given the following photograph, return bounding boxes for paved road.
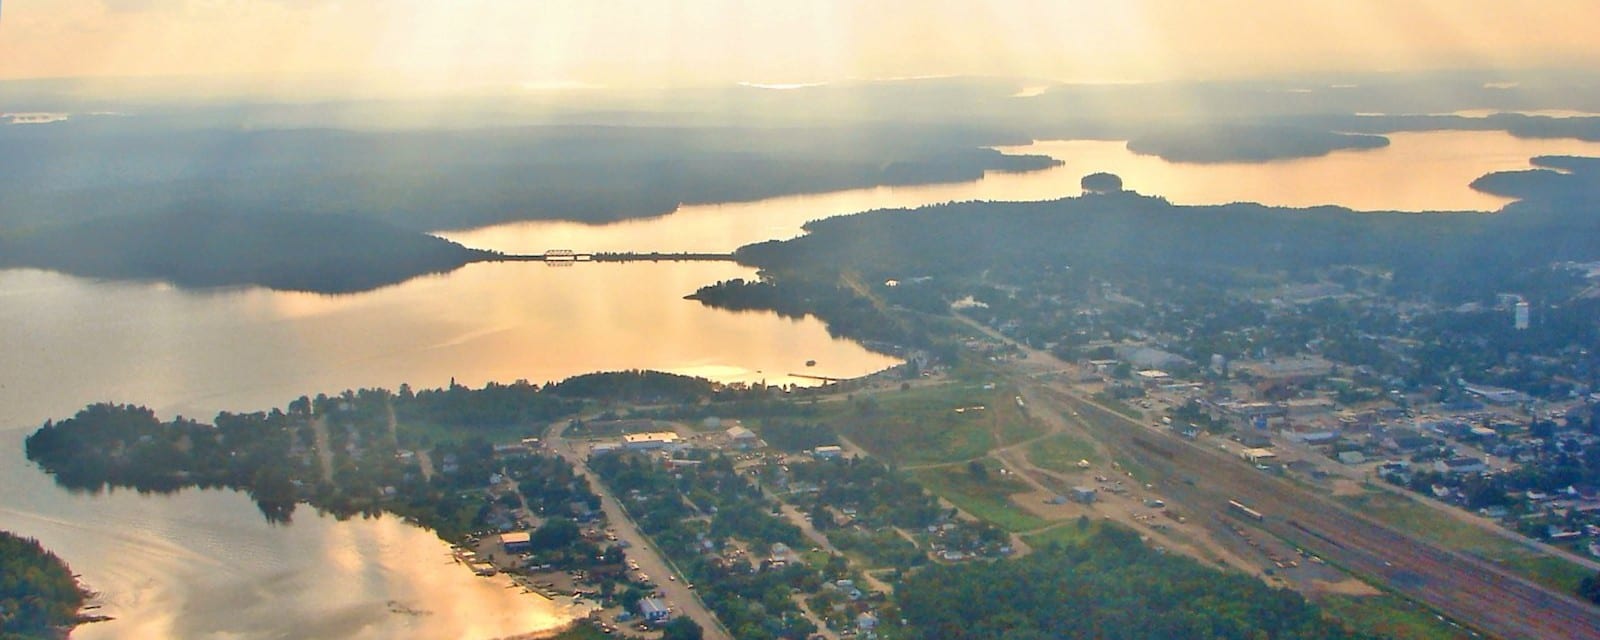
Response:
[544,420,732,640]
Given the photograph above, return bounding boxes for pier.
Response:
[787,373,847,384]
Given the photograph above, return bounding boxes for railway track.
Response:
[1034,385,1600,640]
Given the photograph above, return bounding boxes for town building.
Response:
[639,598,672,622]
[813,445,845,459]
[500,531,532,553]
[622,432,683,451]
[1435,457,1487,475]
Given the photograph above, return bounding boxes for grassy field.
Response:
[828,383,1030,465]
[1022,519,1103,548]
[1026,432,1102,474]
[1501,554,1592,594]
[1338,490,1592,593]
[1316,594,1473,640]
[912,461,1051,532]
[1318,594,1474,640]
[992,388,1048,447]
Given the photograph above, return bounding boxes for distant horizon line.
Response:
[2,65,1595,95]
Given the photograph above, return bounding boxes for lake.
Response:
[3,127,1599,639]
[0,435,585,640]
[443,130,1600,255]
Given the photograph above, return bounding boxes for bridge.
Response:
[492,249,737,265]
[787,373,848,384]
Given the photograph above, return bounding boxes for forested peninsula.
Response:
[0,124,1059,233]
[23,371,746,532]
[0,531,89,640]
[0,211,491,293]
[690,161,1600,351]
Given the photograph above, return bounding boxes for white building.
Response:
[813,445,845,459]
[622,432,682,451]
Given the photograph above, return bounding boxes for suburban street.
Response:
[543,419,733,640]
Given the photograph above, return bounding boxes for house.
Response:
[1071,486,1097,504]
[813,445,845,460]
[1236,432,1273,449]
[1240,448,1277,464]
[1434,457,1487,475]
[726,425,759,444]
[639,598,671,622]
[1384,433,1435,453]
[1337,451,1366,465]
[1136,370,1172,386]
[1290,431,1340,446]
[492,442,531,458]
[1286,398,1335,418]
[500,531,533,553]
[857,612,879,631]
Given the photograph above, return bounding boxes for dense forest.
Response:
[0,123,1056,234]
[729,164,1600,301]
[1126,126,1389,163]
[21,371,757,530]
[0,531,87,640]
[0,210,489,293]
[898,527,1367,640]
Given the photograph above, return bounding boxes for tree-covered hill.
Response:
[0,531,87,640]
[0,210,490,293]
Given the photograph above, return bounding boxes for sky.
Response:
[2,0,1599,95]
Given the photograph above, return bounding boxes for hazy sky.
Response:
[3,0,1598,93]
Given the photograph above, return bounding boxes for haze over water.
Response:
[3,127,1600,639]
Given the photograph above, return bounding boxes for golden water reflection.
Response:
[443,130,1600,255]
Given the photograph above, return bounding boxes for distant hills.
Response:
[0,124,1058,233]
[0,211,490,293]
[1127,126,1389,163]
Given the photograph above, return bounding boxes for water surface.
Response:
[444,131,1600,255]
[0,436,583,640]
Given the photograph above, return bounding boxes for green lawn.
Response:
[1026,433,1101,474]
[829,383,1007,465]
[912,461,1051,532]
[1501,554,1592,594]
[1022,519,1103,549]
[1316,594,1472,640]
